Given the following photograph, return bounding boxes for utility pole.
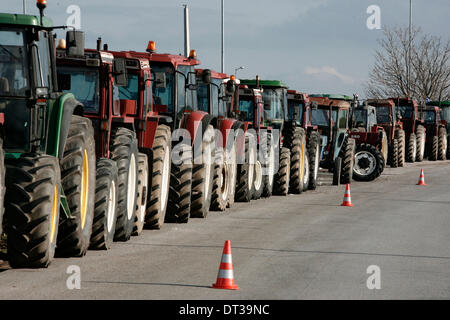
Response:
[183,4,190,58]
[221,0,225,73]
[23,0,26,14]
[408,0,412,97]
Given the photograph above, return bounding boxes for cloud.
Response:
[304,66,355,83]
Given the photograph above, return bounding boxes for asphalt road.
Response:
[1,160,449,299]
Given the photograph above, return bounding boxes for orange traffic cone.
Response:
[341,184,354,207]
[417,169,427,186]
[212,240,239,290]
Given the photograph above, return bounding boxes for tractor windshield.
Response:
[238,98,254,122]
[376,106,390,123]
[397,106,413,119]
[58,66,100,113]
[197,81,209,113]
[423,110,435,123]
[353,109,367,129]
[441,107,450,121]
[311,108,337,127]
[151,63,175,113]
[119,73,139,101]
[287,100,303,125]
[262,88,284,129]
[0,29,30,97]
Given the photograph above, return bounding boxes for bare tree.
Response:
[366,26,450,103]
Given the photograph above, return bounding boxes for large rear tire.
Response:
[166,143,192,223]
[438,127,447,160]
[406,133,417,163]
[352,144,384,182]
[429,135,439,161]
[191,125,215,218]
[302,150,310,192]
[89,158,119,250]
[273,147,291,196]
[395,129,405,167]
[390,138,399,168]
[110,127,139,241]
[416,125,426,162]
[226,140,237,208]
[235,133,255,202]
[145,125,171,228]
[340,137,355,184]
[5,154,61,268]
[132,153,149,235]
[56,116,96,257]
[307,131,321,190]
[283,126,305,194]
[210,147,229,211]
[252,158,264,200]
[261,132,275,197]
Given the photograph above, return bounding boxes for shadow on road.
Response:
[84,280,211,289]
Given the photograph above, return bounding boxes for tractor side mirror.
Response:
[66,30,85,57]
[226,80,236,95]
[154,72,167,89]
[57,73,71,91]
[113,58,128,87]
[202,69,212,84]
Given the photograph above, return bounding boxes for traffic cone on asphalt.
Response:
[341,184,354,207]
[212,240,239,290]
[417,169,427,186]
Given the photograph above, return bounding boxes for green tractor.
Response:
[0,2,96,267]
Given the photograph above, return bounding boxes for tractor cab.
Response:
[351,104,378,132]
[389,97,422,137]
[236,84,264,131]
[286,90,315,131]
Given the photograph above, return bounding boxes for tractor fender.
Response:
[219,118,243,148]
[181,111,211,145]
[49,93,84,159]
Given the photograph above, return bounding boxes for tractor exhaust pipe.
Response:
[97,38,102,51]
[183,4,190,58]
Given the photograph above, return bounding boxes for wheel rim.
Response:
[107,181,116,233]
[160,145,170,213]
[248,145,255,189]
[127,153,137,220]
[314,145,320,180]
[228,144,237,196]
[303,155,310,186]
[300,142,305,183]
[354,151,376,175]
[139,169,148,223]
[254,160,262,190]
[49,185,58,244]
[268,143,275,185]
[80,149,89,230]
[412,140,417,161]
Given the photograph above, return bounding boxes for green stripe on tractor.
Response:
[240,79,289,88]
[427,101,450,107]
[0,13,53,27]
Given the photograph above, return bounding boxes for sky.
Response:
[4,0,449,98]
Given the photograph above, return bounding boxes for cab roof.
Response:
[195,68,228,80]
[427,100,450,107]
[0,13,52,28]
[309,96,351,109]
[366,99,395,107]
[127,51,201,68]
[240,79,288,89]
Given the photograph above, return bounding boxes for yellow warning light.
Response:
[230,75,236,81]
[57,39,66,49]
[189,49,197,59]
[146,41,156,53]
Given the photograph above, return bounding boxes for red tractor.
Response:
[57,43,147,247]
[130,43,216,221]
[349,103,387,181]
[420,105,447,160]
[195,69,241,211]
[286,90,321,190]
[390,97,426,163]
[367,99,406,168]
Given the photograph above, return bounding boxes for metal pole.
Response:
[221,0,225,73]
[23,0,26,14]
[183,5,190,58]
[408,0,412,96]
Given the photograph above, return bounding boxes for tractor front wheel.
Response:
[132,153,149,235]
[308,132,321,190]
[352,144,384,182]
[438,127,447,160]
[429,135,439,161]
[273,147,291,196]
[235,133,255,202]
[406,133,417,163]
[340,137,355,184]
[416,125,426,161]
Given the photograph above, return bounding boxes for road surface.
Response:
[1,160,449,299]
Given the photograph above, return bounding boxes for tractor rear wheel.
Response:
[380,130,388,163]
[132,153,149,235]
[210,148,230,211]
[353,144,384,182]
[307,132,321,190]
[340,137,355,184]
[227,139,237,208]
[191,125,215,218]
[429,135,439,161]
[0,139,4,236]
[56,116,96,257]
[284,127,306,194]
[416,125,426,161]
[110,127,139,240]
[438,127,447,160]
[166,143,192,223]
[273,147,291,196]
[302,150,310,192]
[252,155,264,200]
[145,125,171,228]
[235,133,255,202]
[406,133,417,163]
[89,158,119,250]
[395,129,405,167]
[261,132,275,197]
[5,154,61,268]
